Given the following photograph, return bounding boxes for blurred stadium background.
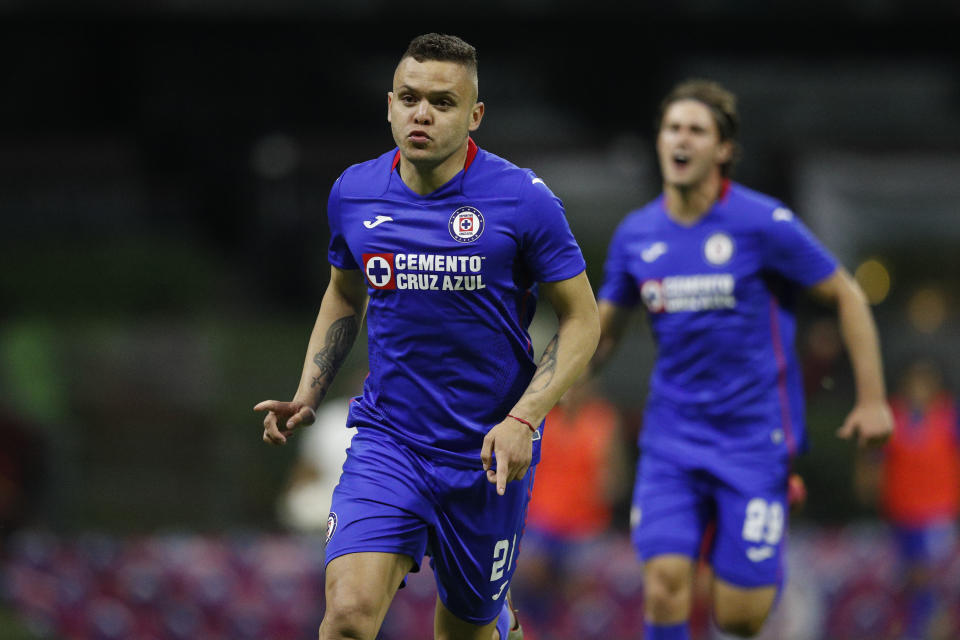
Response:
[2,1,960,638]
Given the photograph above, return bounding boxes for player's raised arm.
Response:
[481,270,599,494]
[807,267,893,447]
[255,265,368,445]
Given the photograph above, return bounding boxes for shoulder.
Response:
[612,198,662,239]
[724,182,791,228]
[336,149,398,198]
[463,147,550,202]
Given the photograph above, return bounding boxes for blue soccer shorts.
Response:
[631,448,789,588]
[324,427,535,625]
[892,519,958,565]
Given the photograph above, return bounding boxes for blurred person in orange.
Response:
[514,380,629,625]
[857,356,960,640]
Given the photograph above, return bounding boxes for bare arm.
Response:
[808,267,892,446]
[481,270,600,494]
[255,266,368,445]
[589,300,634,377]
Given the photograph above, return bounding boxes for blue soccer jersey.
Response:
[327,139,586,468]
[598,181,838,458]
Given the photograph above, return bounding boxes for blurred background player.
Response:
[255,33,599,640]
[856,356,960,640]
[590,79,892,640]
[512,379,629,628]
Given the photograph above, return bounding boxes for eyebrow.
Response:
[396,84,461,100]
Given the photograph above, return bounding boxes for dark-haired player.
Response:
[592,79,891,639]
[255,33,598,640]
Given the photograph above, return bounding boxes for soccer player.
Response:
[591,79,893,639]
[858,357,960,639]
[254,34,599,640]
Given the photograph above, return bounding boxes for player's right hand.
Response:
[481,417,534,496]
[254,400,316,445]
[836,400,893,448]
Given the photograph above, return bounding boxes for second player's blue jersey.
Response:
[327,139,586,468]
[598,181,838,458]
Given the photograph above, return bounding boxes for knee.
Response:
[713,608,770,637]
[643,562,692,621]
[319,593,381,640]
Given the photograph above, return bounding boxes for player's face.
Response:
[388,57,483,168]
[657,99,732,189]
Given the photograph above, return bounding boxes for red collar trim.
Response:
[463,137,479,170]
[390,137,479,173]
[719,178,732,202]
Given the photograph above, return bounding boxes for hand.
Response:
[836,401,893,448]
[480,417,535,495]
[254,399,317,445]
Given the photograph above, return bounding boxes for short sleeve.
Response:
[760,206,838,287]
[517,174,586,282]
[597,220,640,308]
[326,176,359,270]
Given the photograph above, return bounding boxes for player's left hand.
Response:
[836,401,893,448]
[481,417,535,496]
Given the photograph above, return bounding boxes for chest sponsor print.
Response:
[363,253,397,289]
[639,274,736,313]
[362,252,486,292]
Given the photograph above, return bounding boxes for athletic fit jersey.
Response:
[598,181,837,457]
[327,139,586,468]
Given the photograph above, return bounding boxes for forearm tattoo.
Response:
[528,335,558,393]
[310,315,359,391]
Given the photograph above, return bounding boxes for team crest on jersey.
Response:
[640,280,665,313]
[703,232,734,266]
[325,512,338,544]
[362,253,396,289]
[448,206,485,243]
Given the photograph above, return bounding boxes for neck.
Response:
[663,171,725,225]
[398,139,470,195]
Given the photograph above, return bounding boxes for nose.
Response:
[414,99,432,124]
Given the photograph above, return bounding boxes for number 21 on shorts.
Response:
[490,534,518,581]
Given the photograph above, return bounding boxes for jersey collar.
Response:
[719,178,732,202]
[391,137,479,173]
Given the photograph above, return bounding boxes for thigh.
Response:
[712,577,778,631]
[325,429,432,570]
[430,463,536,626]
[631,452,712,562]
[434,596,499,640]
[322,552,415,638]
[709,462,789,589]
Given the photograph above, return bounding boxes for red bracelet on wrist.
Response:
[507,414,537,432]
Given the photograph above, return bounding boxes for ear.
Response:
[716,139,733,165]
[387,92,393,123]
[468,101,485,132]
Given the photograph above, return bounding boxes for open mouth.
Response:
[672,151,690,168]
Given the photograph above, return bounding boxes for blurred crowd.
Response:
[0,300,957,640]
[5,340,960,639]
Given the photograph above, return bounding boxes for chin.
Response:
[400,145,433,160]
